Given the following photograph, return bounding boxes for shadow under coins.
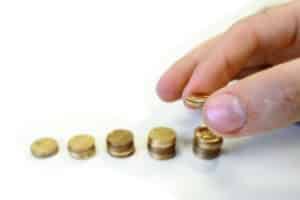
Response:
[164,109,300,200]
[98,105,205,178]
[96,102,300,200]
[174,125,300,200]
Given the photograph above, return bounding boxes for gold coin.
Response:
[106,129,135,158]
[69,148,96,160]
[184,94,209,109]
[148,151,175,160]
[31,137,59,158]
[148,127,176,160]
[68,134,96,159]
[193,126,223,159]
[148,127,176,147]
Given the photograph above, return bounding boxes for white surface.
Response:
[1,0,299,200]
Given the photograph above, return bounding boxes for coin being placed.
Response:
[193,126,223,160]
[68,134,96,160]
[147,127,176,160]
[106,129,135,158]
[184,94,209,109]
[31,137,59,158]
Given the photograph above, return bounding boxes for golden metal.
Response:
[147,127,176,160]
[184,93,225,159]
[31,137,59,158]
[193,126,223,159]
[184,94,209,109]
[68,134,96,159]
[106,129,135,158]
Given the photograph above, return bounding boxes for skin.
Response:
[157,1,300,137]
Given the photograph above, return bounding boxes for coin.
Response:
[193,126,223,159]
[184,94,209,108]
[106,129,135,158]
[31,137,59,158]
[68,134,96,159]
[148,127,176,160]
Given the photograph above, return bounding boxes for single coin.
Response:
[184,94,209,109]
[31,137,59,158]
[106,129,135,158]
[148,127,176,160]
[68,134,96,159]
[193,126,223,159]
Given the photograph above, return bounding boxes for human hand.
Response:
[157,1,300,137]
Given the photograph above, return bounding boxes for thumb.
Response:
[203,58,300,137]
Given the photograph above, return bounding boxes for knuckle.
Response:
[228,17,258,41]
[229,17,251,34]
[280,83,300,116]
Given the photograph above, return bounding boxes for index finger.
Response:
[183,2,299,97]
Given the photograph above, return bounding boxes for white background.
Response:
[0,0,299,200]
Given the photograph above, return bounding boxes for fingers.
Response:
[203,58,300,137]
[156,36,221,102]
[183,2,300,97]
[233,64,271,80]
[158,1,300,102]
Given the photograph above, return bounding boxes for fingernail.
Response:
[204,94,246,134]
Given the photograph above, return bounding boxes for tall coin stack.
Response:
[184,94,223,159]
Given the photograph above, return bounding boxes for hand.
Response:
[157,1,300,137]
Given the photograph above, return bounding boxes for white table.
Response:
[1,0,298,199]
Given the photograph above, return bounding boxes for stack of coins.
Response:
[68,134,96,159]
[193,126,223,159]
[106,129,135,158]
[184,94,209,109]
[184,94,224,159]
[31,137,59,158]
[147,127,176,160]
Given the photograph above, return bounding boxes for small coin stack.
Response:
[184,94,224,159]
[147,127,176,160]
[68,134,96,159]
[193,126,223,159]
[106,129,135,158]
[31,137,59,158]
